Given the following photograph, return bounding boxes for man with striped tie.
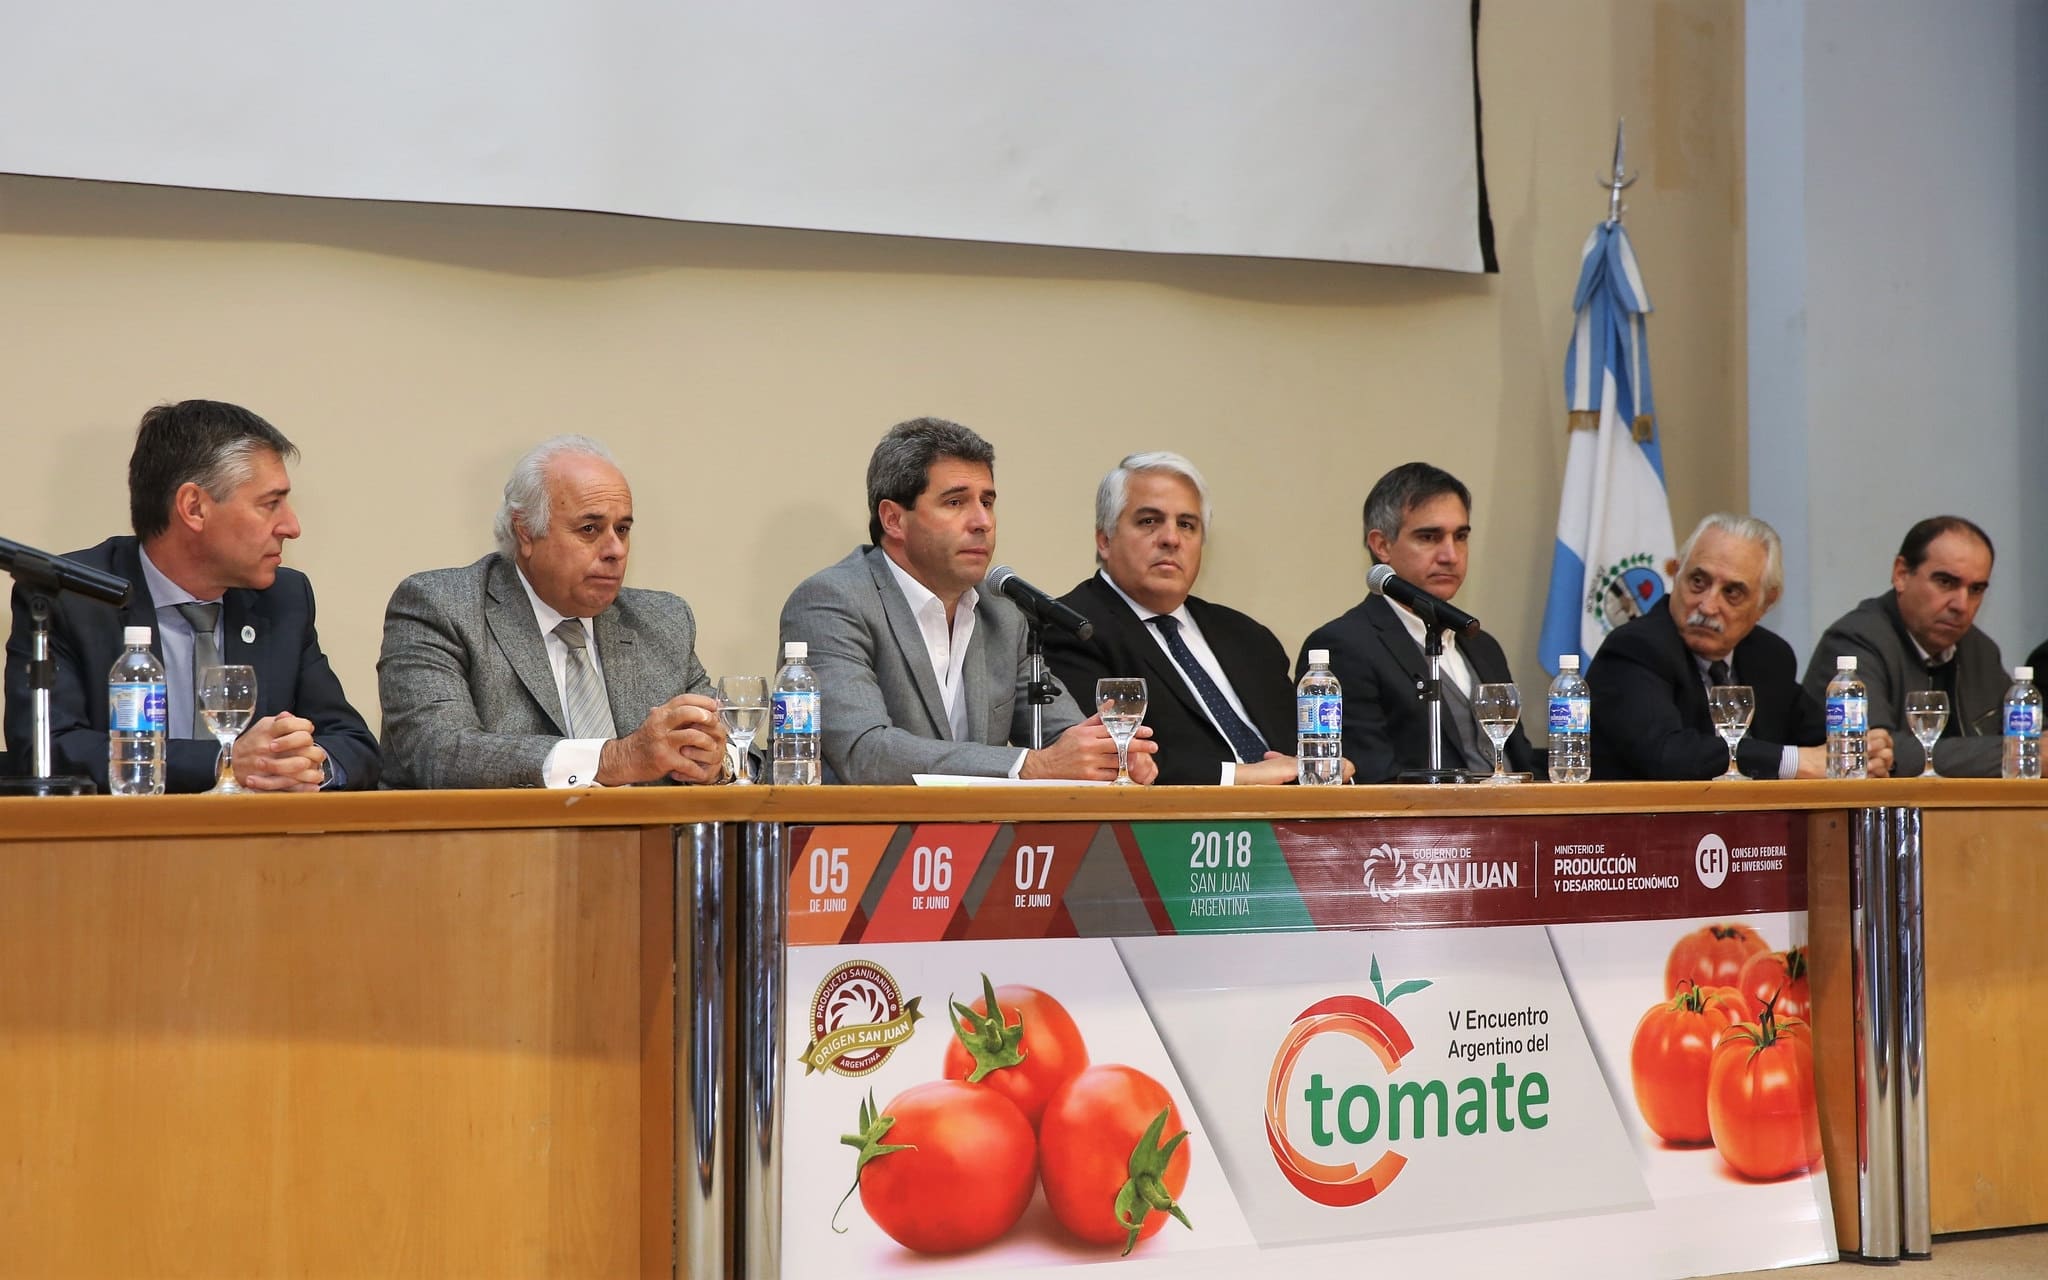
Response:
[1045,452,1333,785]
[377,435,732,789]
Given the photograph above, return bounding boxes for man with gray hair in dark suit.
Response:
[377,435,731,789]
[778,416,1157,785]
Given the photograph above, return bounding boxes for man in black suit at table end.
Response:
[1297,462,1534,783]
[1045,451,1325,784]
[1588,511,1893,780]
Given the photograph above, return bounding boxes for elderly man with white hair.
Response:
[377,435,731,789]
[1043,451,1315,785]
[1587,512,1893,780]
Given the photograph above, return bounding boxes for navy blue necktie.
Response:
[1149,614,1268,764]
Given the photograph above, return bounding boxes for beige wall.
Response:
[0,1,1744,738]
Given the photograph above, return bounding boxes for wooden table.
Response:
[1,780,2040,1276]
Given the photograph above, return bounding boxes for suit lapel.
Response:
[1653,602,1712,731]
[963,599,998,745]
[1105,583,1211,728]
[220,589,279,715]
[867,550,952,739]
[486,557,569,734]
[1365,595,1467,763]
[111,541,160,652]
[593,607,642,732]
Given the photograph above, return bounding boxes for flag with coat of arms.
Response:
[1538,218,1677,674]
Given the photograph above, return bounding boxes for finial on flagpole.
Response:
[1601,118,1635,225]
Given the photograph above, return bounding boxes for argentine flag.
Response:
[1539,221,1677,675]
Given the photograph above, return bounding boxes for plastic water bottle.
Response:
[108,625,167,796]
[771,641,821,785]
[1825,655,1868,779]
[2002,665,2042,780]
[1296,649,1343,785]
[1547,655,1591,783]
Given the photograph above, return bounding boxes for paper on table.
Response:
[911,774,1112,787]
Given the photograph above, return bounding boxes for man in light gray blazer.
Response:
[1802,515,2007,777]
[378,435,731,789]
[779,417,1157,785]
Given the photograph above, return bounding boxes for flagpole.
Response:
[1603,118,1634,226]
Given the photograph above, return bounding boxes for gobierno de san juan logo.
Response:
[801,959,923,1077]
[1265,958,1552,1206]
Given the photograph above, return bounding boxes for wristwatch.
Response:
[714,751,738,786]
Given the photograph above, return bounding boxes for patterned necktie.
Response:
[552,619,617,740]
[1435,671,1494,772]
[174,601,223,738]
[1148,614,1268,763]
[1707,659,1732,686]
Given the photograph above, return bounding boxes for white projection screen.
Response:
[0,1,1495,271]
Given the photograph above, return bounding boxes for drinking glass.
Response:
[1905,690,1949,778]
[1707,684,1756,781]
[1471,682,1522,784]
[197,664,258,795]
[716,675,769,785]
[1095,678,1148,786]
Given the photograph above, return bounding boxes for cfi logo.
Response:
[1361,843,1407,904]
[800,960,923,1077]
[1265,958,1432,1206]
[1585,552,1670,636]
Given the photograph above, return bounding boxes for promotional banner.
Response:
[783,815,1832,1280]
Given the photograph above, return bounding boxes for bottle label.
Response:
[110,682,167,734]
[1548,696,1590,734]
[2006,704,2041,739]
[1826,694,1867,733]
[773,690,819,735]
[1296,694,1341,735]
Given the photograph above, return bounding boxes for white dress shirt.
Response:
[1386,596,1476,695]
[1101,570,1256,783]
[514,568,609,789]
[881,553,1026,778]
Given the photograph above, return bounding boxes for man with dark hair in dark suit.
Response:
[1297,462,1534,782]
[3,399,379,792]
[1045,452,1328,785]
[1589,512,1892,780]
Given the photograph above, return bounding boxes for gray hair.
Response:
[866,417,996,545]
[1094,452,1212,562]
[1362,462,1471,559]
[1677,512,1785,599]
[494,434,619,557]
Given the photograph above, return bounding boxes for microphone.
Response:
[0,536,130,606]
[1367,563,1480,636]
[985,566,1093,640]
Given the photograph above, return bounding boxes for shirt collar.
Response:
[513,565,588,641]
[1386,594,1459,653]
[137,545,215,610]
[1099,568,1191,629]
[882,551,977,623]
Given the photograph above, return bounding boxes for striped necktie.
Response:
[552,619,617,740]
[1149,614,1269,764]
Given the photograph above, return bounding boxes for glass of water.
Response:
[1905,689,1949,777]
[1472,682,1522,784]
[1707,684,1756,781]
[716,675,769,784]
[1096,678,1148,786]
[198,664,258,794]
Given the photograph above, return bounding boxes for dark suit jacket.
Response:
[1045,573,1296,785]
[3,535,380,792]
[1588,598,1824,780]
[1297,594,1534,783]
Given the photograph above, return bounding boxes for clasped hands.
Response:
[598,693,731,785]
[229,712,329,791]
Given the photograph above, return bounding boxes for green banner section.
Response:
[1130,821,1314,934]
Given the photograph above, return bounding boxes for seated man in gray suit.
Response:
[1803,515,2006,777]
[378,435,731,789]
[778,417,1157,785]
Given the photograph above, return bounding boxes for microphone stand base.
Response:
[1396,768,1478,786]
[0,774,96,797]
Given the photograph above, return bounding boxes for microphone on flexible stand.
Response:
[985,565,1093,641]
[1367,563,1481,636]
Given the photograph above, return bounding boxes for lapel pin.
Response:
[241,625,256,643]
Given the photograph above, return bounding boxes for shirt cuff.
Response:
[1008,749,1028,780]
[321,756,345,791]
[1219,761,1236,785]
[545,738,609,789]
[1777,745,1799,781]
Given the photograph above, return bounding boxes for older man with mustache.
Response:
[1587,512,1894,780]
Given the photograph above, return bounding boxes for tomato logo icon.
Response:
[1264,958,1432,1207]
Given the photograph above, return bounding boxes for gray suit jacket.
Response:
[778,546,1085,784]
[1802,592,2007,777]
[378,553,714,788]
